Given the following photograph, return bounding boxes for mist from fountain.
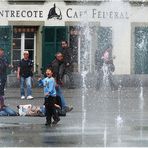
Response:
[75,0,147,146]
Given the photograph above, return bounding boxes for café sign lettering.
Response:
[0,7,129,20]
[66,8,129,19]
[0,10,43,18]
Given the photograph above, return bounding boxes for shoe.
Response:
[64,106,73,112]
[37,110,44,117]
[45,122,51,126]
[21,96,25,99]
[27,96,34,100]
[52,118,60,125]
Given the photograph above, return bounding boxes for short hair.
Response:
[46,67,54,73]
[23,51,29,54]
[55,52,63,57]
[61,40,68,44]
[0,48,4,51]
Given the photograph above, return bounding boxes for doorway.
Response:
[12,26,37,72]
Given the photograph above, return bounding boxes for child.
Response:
[38,68,60,126]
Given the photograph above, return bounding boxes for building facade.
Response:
[0,0,148,77]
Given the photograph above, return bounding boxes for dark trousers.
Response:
[58,64,75,86]
[44,96,60,124]
[0,76,6,96]
[64,66,75,86]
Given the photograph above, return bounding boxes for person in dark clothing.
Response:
[60,40,75,89]
[51,52,65,85]
[0,48,17,116]
[48,52,73,112]
[17,51,34,100]
[0,48,10,98]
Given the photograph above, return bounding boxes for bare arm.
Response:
[17,67,20,80]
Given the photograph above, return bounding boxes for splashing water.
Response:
[139,80,144,140]
[104,124,107,147]
[116,115,123,128]
[139,81,144,102]
[116,80,123,127]
[79,23,92,141]
[116,80,123,143]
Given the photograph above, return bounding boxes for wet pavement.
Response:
[1,86,148,147]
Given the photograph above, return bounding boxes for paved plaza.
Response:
[0,85,148,147]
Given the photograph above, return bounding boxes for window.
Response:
[12,27,37,72]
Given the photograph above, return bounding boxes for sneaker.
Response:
[27,96,33,100]
[64,106,73,112]
[52,118,60,125]
[45,122,51,126]
[21,96,25,99]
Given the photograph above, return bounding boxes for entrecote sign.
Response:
[0,10,43,18]
[0,4,129,20]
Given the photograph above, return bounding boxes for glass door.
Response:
[12,27,36,72]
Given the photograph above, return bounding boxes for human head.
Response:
[61,40,68,49]
[23,51,29,59]
[46,68,53,78]
[55,52,63,61]
[0,48,4,57]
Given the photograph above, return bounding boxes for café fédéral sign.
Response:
[0,3,129,20]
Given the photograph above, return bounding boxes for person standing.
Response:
[60,40,75,89]
[0,48,10,101]
[97,46,117,91]
[17,51,34,100]
[38,68,60,126]
[51,52,65,85]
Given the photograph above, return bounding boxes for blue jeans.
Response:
[20,76,32,97]
[0,106,17,116]
[56,86,67,108]
[40,105,45,115]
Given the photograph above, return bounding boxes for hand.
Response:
[54,104,61,109]
[8,64,13,68]
[66,63,70,66]
[38,77,42,81]
[17,75,20,80]
[58,79,64,86]
[45,93,49,97]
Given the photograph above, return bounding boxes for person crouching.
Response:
[38,68,60,126]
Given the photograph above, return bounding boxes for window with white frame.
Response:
[12,27,36,72]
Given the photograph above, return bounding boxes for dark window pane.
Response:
[25,39,34,49]
[28,50,34,61]
[25,32,34,38]
[13,32,21,38]
[13,50,21,61]
[45,28,55,42]
[13,39,21,49]
[12,61,20,72]
[56,28,67,42]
